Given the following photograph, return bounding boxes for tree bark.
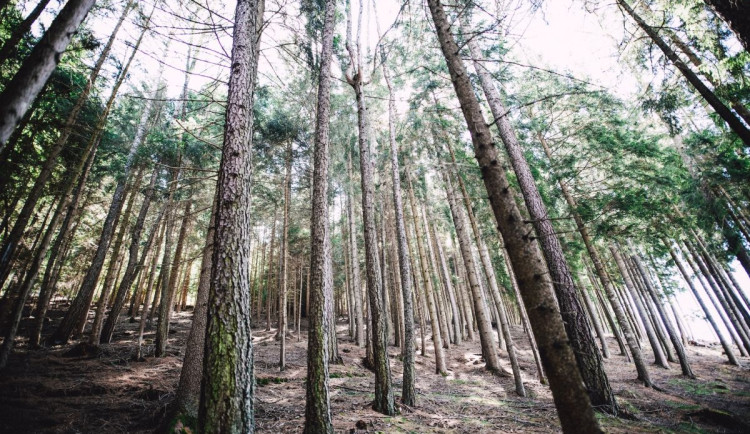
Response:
[279,140,292,370]
[302,0,335,431]
[198,0,263,431]
[176,194,217,418]
[0,0,53,67]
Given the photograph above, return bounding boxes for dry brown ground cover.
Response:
[1,306,749,433]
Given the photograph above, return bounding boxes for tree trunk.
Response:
[279,140,292,371]
[407,177,446,375]
[0,3,143,289]
[89,168,146,344]
[0,0,54,68]
[444,172,502,373]
[0,0,99,145]
[136,219,166,359]
[198,0,263,431]
[302,0,335,431]
[346,152,365,347]
[428,0,601,430]
[667,242,738,365]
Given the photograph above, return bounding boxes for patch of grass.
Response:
[670,421,708,433]
[668,379,730,396]
[664,400,701,411]
[329,371,366,379]
[256,376,288,387]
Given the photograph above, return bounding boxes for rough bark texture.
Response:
[303,0,335,431]
[427,1,601,431]
[0,0,98,145]
[198,0,262,431]
[0,0,53,67]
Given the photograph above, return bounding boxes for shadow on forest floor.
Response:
[1,306,749,433]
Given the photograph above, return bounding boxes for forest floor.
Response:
[1,305,749,433]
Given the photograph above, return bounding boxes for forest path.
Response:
[0,308,749,433]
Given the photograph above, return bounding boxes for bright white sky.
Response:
[26,0,750,343]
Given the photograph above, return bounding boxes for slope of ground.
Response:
[1,307,749,433]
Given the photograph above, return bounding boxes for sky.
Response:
[25,0,750,343]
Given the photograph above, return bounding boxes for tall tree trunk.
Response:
[343,0,394,415]
[156,198,191,357]
[444,172,502,373]
[51,76,159,344]
[266,208,278,331]
[89,167,146,344]
[427,1,601,430]
[136,219,166,359]
[407,177,446,375]
[279,140,292,371]
[346,152,365,347]
[667,242,739,365]
[464,24,615,412]
[198,0,263,430]
[617,0,750,147]
[0,0,99,145]
[303,0,335,431]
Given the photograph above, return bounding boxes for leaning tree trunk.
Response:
[667,241,739,365]
[198,0,263,431]
[303,0,335,432]
[0,0,99,146]
[427,1,601,431]
[464,23,615,411]
[610,245,670,368]
[443,172,502,373]
[99,169,161,344]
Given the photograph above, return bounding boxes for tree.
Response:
[303,0,336,431]
[198,0,264,431]
[426,0,602,431]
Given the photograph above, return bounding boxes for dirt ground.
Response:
[1,306,749,433]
